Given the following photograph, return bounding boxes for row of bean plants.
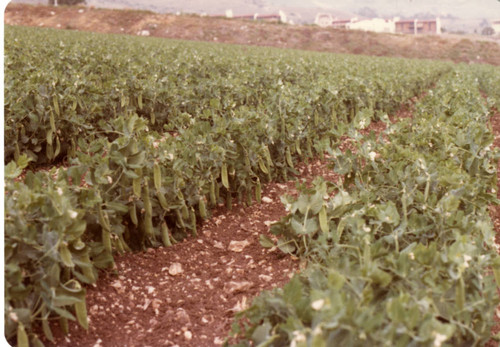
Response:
[4,25,452,345]
[230,66,500,346]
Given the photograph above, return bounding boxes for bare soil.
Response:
[4,3,500,66]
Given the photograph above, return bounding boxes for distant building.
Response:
[315,13,334,27]
[347,18,395,33]
[223,10,287,23]
[331,19,352,29]
[395,18,441,35]
[492,20,500,35]
[315,13,441,35]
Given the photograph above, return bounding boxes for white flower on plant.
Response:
[313,326,322,336]
[57,187,64,196]
[9,312,18,323]
[480,145,491,157]
[368,151,377,161]
[359,120,366,128]
[409,252,415,260]
[363,225,371,233]
[290,331,306,347]
[107,176,113,184]
[433,332,448,347]
[463,254,472,268]
[492,240,500,252]
[311,299,325,310]
[68,210,78,219]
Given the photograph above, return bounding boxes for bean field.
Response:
[4,24,500,346]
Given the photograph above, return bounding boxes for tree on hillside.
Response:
[48,0,86,5]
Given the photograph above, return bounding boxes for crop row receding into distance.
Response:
[4,25,500,347]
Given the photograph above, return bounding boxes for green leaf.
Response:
[16,154,32,169]
[327,270,345,291]
[259,235,275,248]
[277,240,296,254]
[251,321,272,345]
[42,317,54,342]
[284,276,304,306]
[5,161,22,179]
[375,202,400,225]
[17,322,29,347]
[127,151,145,168]
[59,243,74,268]
[318,206,328,234]
[75,300,88,330]
[221,163,229,189]
[386,297,405,323]
[105,201,129,213]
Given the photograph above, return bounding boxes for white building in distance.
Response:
[492,20,500,35]
[347,18,396,33]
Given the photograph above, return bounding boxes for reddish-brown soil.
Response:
[4,3,500,66]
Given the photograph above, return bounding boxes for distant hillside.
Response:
[9,0,358,23]
[5,3,500,66]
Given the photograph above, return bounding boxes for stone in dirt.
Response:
[228,240,250,252]
[175,308,191,325]
[168,262,183,276]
